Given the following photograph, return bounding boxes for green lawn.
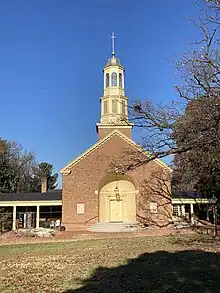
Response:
[0,235,220,293]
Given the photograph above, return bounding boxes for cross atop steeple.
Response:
[111,32,116,56]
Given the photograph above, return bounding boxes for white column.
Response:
[101,100,104,116]
[36,205,40,229]
[206,205,210,221]
[177,205,181,216]
[181,205,185,217]
[126,100,128,116]
[12,205,16,230]
[190,203,194,225]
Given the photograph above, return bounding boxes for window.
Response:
[173,205,179,216]
[106,73,109,88]
[112,99,117,113]
[122,100,126,115]
[111,72,117,86]
[103,100,108,114]
[150,202,158,213]
[76,203,85,214]
[119,73,123,87]
[172,205,184,217]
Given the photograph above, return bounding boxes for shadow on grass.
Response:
[63,250,220,293]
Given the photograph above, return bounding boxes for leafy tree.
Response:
[0,139,4,154]
[172,96,220,198]
[34,162,58,191]
[171,0,220,197]
[0,140,16,193]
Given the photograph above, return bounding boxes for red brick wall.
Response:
[130,163,172,228]
[62,133,172,230]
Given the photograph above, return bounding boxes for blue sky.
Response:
[0,0,202,185]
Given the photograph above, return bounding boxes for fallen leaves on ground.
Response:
[0,235,220,293]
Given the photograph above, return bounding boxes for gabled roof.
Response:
[60,129,171,174]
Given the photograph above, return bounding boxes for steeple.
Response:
[96,33,133,140]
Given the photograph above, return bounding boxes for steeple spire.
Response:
[111,32,116,57]
[96,34,133,140]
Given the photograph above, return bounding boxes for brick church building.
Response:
[60,36,172,232]
[0,36,213,233]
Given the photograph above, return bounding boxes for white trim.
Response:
[96,124,133,128]
[172,198,215,204]
[60,129,171,174]
[0,197,213,208]
[0,200,62,207]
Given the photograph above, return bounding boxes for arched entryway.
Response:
[98,174,137,223]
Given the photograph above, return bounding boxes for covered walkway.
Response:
[0,190,62,231]
[172,196,216,225]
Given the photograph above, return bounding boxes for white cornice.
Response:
[60,129,172,174]
[96,123,133,128]
[0,200,62,207]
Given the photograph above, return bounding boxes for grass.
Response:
[1,235,220,293]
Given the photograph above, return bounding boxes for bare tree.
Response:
[137,168,173,228]
[0,138,59,193]
[126,0,220,168]
[5,141,37,193]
